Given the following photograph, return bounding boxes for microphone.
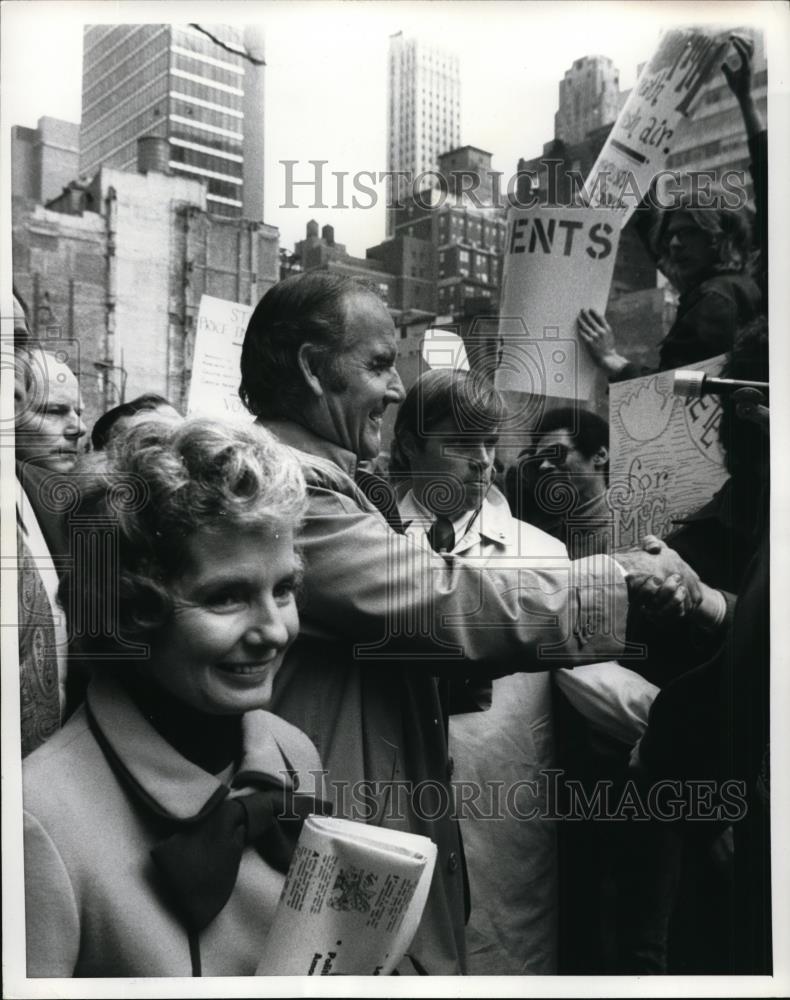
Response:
[673,370,769,399]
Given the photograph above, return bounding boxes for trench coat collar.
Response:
[399,485,516,555]
[259,418,358,479]
[86,673,295,823]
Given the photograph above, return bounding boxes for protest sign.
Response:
[496,206,622,402]
[256,816,436,975]
[187,295,254,421]
[422,328,470,371]
[608,355,729,547]
[585,25,733,221]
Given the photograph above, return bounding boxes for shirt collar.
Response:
[571,491,612,520]
[399,489,435,530]
[86,674,294,822]
[471,486,517,548]
[399,485,515,551]
[259,418,358,479]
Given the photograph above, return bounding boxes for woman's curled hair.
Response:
[59,417,306,657]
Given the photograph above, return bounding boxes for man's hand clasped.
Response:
[616,535,702,618]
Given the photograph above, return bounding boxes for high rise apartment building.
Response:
[80,23,265,219]
[386,32,461,234]
[391,147,507,318]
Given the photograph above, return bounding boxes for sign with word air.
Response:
[585,25,734,221]
[608,355,728,547]
[496,206,622,402]
[187,295,254,421]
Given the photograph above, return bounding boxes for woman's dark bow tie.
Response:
[151,781,332,931]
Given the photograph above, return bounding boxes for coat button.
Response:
[446,756,455,779]
[448,851,459,873]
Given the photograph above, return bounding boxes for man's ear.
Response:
[297,342,324,399]
[593,445,609,469]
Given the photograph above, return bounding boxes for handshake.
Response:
[616,536,724,628]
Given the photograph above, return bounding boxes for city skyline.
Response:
[2,0,783,256]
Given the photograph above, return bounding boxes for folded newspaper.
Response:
[256,815,437,975]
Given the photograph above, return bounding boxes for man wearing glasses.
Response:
[509,407,613,557]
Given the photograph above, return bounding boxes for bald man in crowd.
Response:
[15,345,87,475]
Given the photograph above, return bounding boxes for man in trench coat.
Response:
[240,271,699,975]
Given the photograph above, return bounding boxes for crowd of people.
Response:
[11,39,770,978]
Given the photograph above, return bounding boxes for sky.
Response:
[1,0,782,256]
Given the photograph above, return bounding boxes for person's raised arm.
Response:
[723,34,763,141]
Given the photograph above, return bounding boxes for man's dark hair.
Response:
[91,394,175,451]
[505,407,610,525]
[390,368,505,476]
[239,272,381,420]
[533,406,610,461]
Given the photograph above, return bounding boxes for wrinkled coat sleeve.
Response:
[297,484,627,670]
[24,811,81,977]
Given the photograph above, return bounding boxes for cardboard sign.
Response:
[421,328,470,371]
[608,355,729,546]
[496,206,622,401]
[187,295,254,421]
[585,25,733,221]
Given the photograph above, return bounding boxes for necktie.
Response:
[151,782,332,932]
[427,516,455,554]
[17,527,61,756]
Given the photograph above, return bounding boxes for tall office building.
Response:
[386,32,461,234]
[554,55,621,145]
[666,30,767,202]
[80,23,265,219]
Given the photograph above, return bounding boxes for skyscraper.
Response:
[554,55,621,146]
[386,32,461,234]
[665,30,767,203]
[80,23,265,219]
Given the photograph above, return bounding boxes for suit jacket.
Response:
[265,419,628,974]
[23,673,324,978]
